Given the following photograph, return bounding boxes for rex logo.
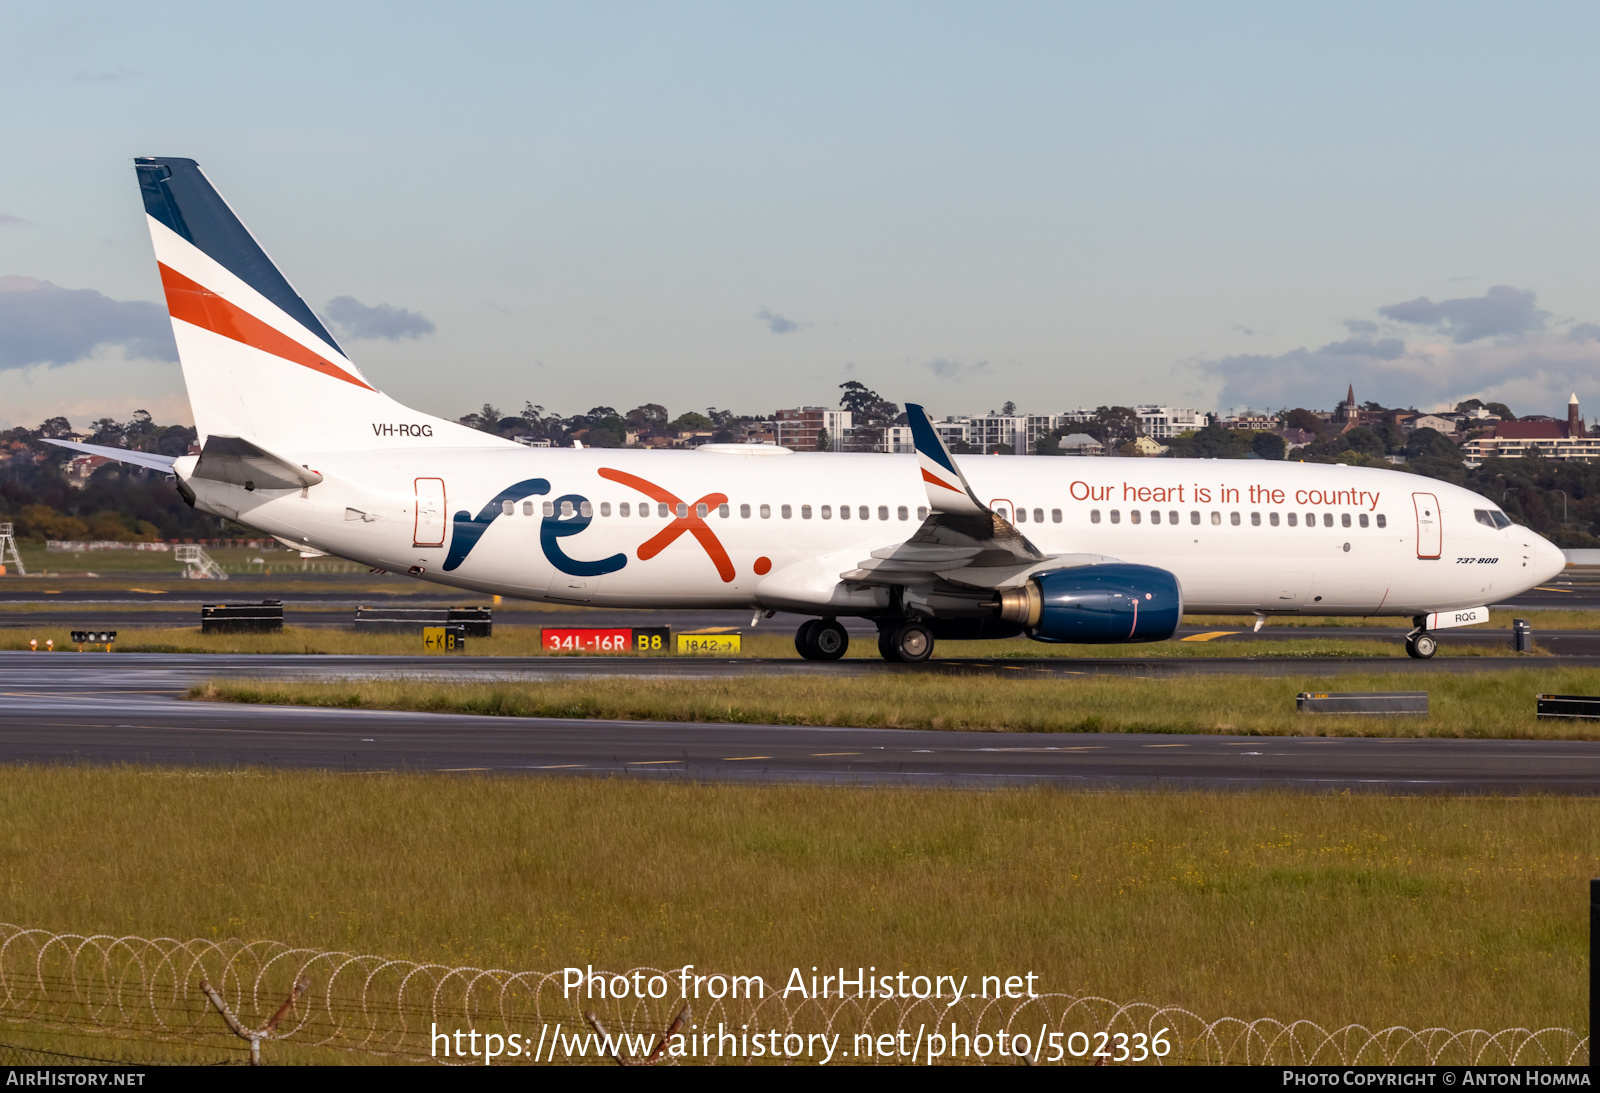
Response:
[440,469,736,583]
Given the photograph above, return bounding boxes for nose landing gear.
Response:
[1404,629,1438,659]
[795,618,850,660]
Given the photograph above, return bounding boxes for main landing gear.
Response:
[794,618,940,662]
[795,618,849,661]
[878,620,935,663]
[1404,629,1438,660]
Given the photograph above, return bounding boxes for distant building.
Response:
[774,407,853,451]
[1220,411,1277,431]
[881,425,916,454]
[1409,414,1457,435]
[63,454,111,488]
[1335,384,1361,428]
[1460,393,1600,462]
[1135,405,1207,440]
[1275,427,1316,452]
[1129,436,1169,456]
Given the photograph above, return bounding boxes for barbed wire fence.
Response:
[0,925,1587,1066]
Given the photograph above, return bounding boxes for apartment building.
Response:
[1135,405,1208,440]
[773,407,853,451]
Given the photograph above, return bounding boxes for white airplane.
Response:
[48,157,1567,662]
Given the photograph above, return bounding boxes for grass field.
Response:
[0,768,1589,1039]
[194,665,1600,739]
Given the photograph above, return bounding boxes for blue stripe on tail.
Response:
[905,403,957,473]
[134,157,346,356]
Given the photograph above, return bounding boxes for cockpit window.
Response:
[1475,509,1513,530]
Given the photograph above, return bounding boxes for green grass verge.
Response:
[0,768,1589,1038]
[192,666,1600,739]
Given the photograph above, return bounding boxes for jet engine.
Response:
[996,563,1183,644]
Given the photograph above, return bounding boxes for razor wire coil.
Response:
[0,924,1587,1066]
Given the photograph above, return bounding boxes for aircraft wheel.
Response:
[880,621,935,663]
[810,620,849,660]
[1405,632,1437,660]
[795,619,820,659]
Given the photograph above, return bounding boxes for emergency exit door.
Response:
[1413,492,1441,559]
[414,478,447,547]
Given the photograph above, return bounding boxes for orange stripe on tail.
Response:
[158,263,374,391]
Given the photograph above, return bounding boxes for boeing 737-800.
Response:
[47,157,1568,662]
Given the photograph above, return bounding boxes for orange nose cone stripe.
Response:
[158,263,375,391]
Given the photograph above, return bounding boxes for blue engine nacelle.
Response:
[996,563,1183,644]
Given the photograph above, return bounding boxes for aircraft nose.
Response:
[1530,532,1566,584]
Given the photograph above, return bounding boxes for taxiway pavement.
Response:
[0,652,1596,793]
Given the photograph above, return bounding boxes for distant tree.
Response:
[89,417,125,447]
[583,422,625,448]
[1405,427,1461,462]
[838,380,898,452]
[1368,420,1406,454]
[814,428,832,453]
[1083,406,1142,448]
[458,403,504,433]
[1166,424,1253,459]
[1251,431,1286,460]
[1484,402,1516,421]
[36,417,72,439]
[626,404,668,430]
[1342,426,1385,458]
[154,424,198,458]
[1283,408,1326,434]
[670,411,714,432]
[1001,400,1016,415]
[987,442,1015,455]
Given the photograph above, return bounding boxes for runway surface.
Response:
[1,653,1597,793]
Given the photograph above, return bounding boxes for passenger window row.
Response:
[515,501,934,521]
[1088,509,1387,529]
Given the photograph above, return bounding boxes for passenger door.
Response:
[1413,492,1441,559]
[414,478,446,547]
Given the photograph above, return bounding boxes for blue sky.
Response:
[5,1,1600,429]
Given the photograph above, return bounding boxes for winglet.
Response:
[905,403,988,516]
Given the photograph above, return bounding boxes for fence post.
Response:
[199,974,310,1065]
[583,1002,690,1066]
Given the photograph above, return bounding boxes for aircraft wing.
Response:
[40,438,179,473]
[840,404,1114,590]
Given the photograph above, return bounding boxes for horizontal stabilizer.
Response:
[39,438,178,473]
[191,435,323,490]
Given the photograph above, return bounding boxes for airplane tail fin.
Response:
[134,157,503,453]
